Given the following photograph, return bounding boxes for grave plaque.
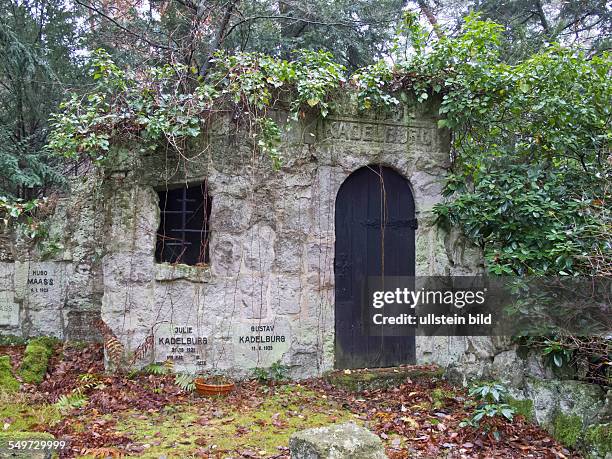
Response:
[13,262,67,336]
[154,323,210,370]
[27,267,57,295]
[233,319,291,368]
[0,291,18,326]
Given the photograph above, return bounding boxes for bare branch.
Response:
[200,0,240,75]
[74,0,174,51]
[416,0,443,38]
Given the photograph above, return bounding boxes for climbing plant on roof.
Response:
[47,12,611,280]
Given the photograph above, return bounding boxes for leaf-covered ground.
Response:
[0,343,579,458]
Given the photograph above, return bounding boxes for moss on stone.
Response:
[325,367,443,392]
[19,339,54,385]
[584,423,611,457]
[27,336,60,350]
[552,413,583,448]
[507,397,534,421]
[0,356,19,392]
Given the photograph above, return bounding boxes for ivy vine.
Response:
[47,12,610,279]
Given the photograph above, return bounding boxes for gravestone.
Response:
[154,323,210,371]
[233,318,291,368]
[0,291,18,326]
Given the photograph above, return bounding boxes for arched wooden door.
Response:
[334,165,416,369]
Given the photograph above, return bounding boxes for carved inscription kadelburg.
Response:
[321,118,435,146]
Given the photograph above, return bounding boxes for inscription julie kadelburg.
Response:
[320,118,436,147]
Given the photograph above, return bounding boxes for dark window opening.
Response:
[155,183,211,266]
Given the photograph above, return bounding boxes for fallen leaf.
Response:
[400,416,419,429]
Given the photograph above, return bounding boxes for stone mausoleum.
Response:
[0,99,486,378]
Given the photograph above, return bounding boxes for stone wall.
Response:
[0,99,487,378]
[444,344,611,458]
[0,175,105,341]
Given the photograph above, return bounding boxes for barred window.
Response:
[155,183,211,266]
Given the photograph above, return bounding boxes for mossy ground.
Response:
[113,385,355,458]
[431,387,456,410]
[0,356,19,392]
[324,365,444,392]
[0,391,61,432]
[0,344,588,458]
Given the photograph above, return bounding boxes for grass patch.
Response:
[114,385,355,457]
[0,356,19,392]
[27,337,60,349]
[0,391,61,432]
[0,335,27,346]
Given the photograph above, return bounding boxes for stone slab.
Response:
[0,291,18,326]
[154,323,210,372]
[232,318,291,368]
[289,422,387,459]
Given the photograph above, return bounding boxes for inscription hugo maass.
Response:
[28,269,55,294]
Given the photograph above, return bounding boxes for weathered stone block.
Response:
[210,233,243,276]
[236,275,269,319]
[212,194,253,233]
[269,275,301,315]
[243,224,275,273]
[289,422,387,459]
[273,236,303,273]
[0,263,14,287]
[0,291,18,327]
[282,196,313,234]
[306,241,333,275]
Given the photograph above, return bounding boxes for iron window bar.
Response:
[155,184,211,265]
